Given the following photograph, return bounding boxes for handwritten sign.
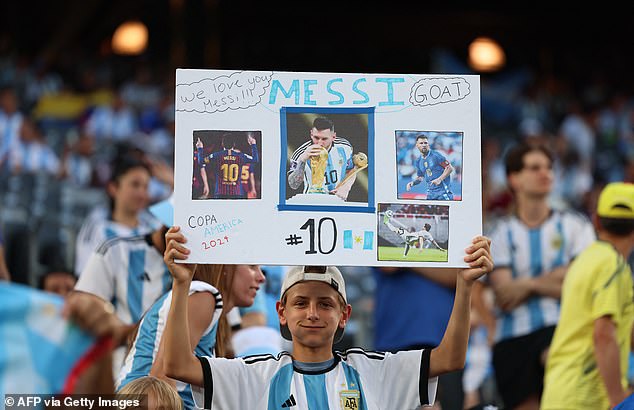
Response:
[173,69,482,267]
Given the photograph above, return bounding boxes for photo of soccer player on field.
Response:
[377,203,449,262]
[396,130,463,201]
[192,130,262,200]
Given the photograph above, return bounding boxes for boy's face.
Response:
[278,281,349,349]
[510,151,553,197]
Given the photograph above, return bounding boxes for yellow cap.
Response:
[597,182,634,219]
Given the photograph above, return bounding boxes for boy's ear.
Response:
[276,300,287,326]
[339,304,352,328]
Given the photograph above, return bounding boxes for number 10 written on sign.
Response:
[297,218,337,255]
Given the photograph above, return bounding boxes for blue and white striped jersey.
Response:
[193,348,437,409]
[489,210,595,342]
[117,281,221,410]
[74,206,160,276]
[289,138,353,193]
[75,234,172,325]
[8,140,60,175]
[0,112,22,162]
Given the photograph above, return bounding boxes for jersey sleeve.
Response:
[590,256,623,321]
[567,215,596,257]
[196,147,206,167]
[344,143,354,170]
[192,355,278,409]
[348,349,437,408]
[489,221,511,269]
[436,151,450,167]
[75,251,115,302]
[248,144,259,163]
[74,218,106,276]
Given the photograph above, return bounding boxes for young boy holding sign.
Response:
[162,226,492,409]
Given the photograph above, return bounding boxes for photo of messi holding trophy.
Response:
[284,110,372,210]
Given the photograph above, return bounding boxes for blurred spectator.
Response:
[30,83,88,124]
[232,288,284,358]
[119,66,162,114]
[73,154,159,276]
[559,99,597,172]
[75,221,171,326]
[84,90,137,142]
[551,134,593,211]
[542,182,634,409]
[61,131,97,187]
[7,118,61,176]
[373,266,459,410]
[518,117,547,147]
[487,143,595,409]
[22,61,63,112]
[0,86,24,168]
[38,270,77,298]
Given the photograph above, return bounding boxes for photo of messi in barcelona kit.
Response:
[197,143,259,199]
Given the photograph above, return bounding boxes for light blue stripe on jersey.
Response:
[528,229,544,330]
[127,250,145,323]
[161,268,172,296]
[267,363,294,410]
[500,228,515,339]
[553,219,565,267]
[342,361,369,410]
[304,373,328,410]
[122,294,167,389]
[529,229,542,277]
[325,149,335,190]
[105,226,117,240]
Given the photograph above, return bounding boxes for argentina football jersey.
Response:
[117,281,222,409]
[75,235,172,325]
[192,348,437,409]
[489,210,596,342]
[289,137,353,193]
[416,150,453,200]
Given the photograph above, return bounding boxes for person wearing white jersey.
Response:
[287,116,356,200]
[75,196,173,376]
[74,154,159,276]
[162,226,492,410]
[117,262,265,409]
[487,142,595,410]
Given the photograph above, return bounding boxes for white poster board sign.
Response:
[174,69,481,267]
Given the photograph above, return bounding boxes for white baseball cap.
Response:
[279,266,348,342]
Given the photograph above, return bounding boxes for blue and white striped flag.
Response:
[0,282,97,396]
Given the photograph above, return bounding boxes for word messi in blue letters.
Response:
[268,77,405,106]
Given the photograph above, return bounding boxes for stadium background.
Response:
[1,4,633,405]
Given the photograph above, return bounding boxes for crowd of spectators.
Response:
[2,50,634,409]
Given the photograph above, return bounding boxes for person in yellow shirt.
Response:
[541,182,634,410]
